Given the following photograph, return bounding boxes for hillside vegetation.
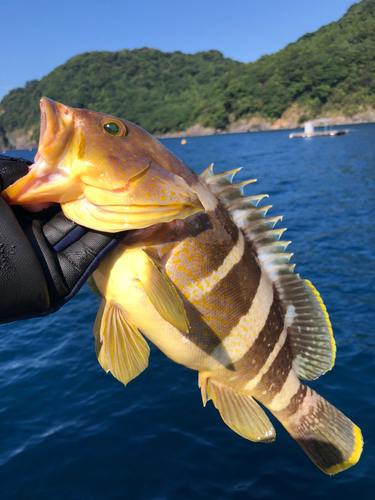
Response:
[1,0,374,147]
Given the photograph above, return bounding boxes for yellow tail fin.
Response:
[275,386,363,474]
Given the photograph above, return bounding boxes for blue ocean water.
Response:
[1,124,374,499]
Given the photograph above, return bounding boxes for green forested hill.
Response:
[1,0,374,146]
[0,50,241,144]
[225,0,375,121]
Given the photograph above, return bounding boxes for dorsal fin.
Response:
[205,167,243,193]
[201,166,336,380]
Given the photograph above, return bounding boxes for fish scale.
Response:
[2,98,363,475]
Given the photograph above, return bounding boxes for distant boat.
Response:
[289,118,348,138]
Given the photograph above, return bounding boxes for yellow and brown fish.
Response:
[2,97,363,474]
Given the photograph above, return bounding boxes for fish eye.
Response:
[104,122,119,135]
[101,119,128,137]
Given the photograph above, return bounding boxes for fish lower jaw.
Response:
[1,155,82,210]
[21,201,58,213]
[61,198,202,232]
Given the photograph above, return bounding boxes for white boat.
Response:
[289,118,348,138]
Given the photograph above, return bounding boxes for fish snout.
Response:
[36,97,74,164]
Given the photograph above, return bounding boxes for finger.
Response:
[42,212,81,247]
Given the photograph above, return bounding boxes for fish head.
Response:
[2,97,204,231]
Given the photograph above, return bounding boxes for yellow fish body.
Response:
[2,98,363,474]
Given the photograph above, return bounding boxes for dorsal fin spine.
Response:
[244,216,284,235]
[261,254,294,270]
[217,179,257,197]
[205,168,243,189]
[226,194,269,211]
[266,264,296,281]
[252,228,287,245]
[200,163,214,179]
[233,205,274,227]
[257,240,292,254]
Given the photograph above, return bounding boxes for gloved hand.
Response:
[0,154,125,324]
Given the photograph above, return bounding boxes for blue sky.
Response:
[1,0,356,101]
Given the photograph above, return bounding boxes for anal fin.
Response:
[207,379,275,443]
[198,372,211,406]
[94,299,150,386]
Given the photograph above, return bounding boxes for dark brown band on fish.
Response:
[254,336,293,404]
[276,383,308,419]
[232,296,285,382]
[198,242,261,337]
[165,208,241,292]
[173,242,261,366]
[186,206,240,278]
[180,298,235,368]
[213,205,240,242]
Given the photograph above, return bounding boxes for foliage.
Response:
[1,0,375,138]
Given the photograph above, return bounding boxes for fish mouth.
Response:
[1,97,78,208]
[1,155,80,208]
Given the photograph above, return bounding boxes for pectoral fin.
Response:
[139,250,190,334]
[207,379,275,443]
[94,299,150,386]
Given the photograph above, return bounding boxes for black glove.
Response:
[0,154,125,324]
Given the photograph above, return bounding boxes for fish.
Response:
[2,97,363,474]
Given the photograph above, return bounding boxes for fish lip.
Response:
[33,97,52,164]
[35,97,57,163]
[39,98,48,146]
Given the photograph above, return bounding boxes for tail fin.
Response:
[275,385,363,474]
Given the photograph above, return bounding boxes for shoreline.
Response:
[2,109,375,151]
[156,109,375,139]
